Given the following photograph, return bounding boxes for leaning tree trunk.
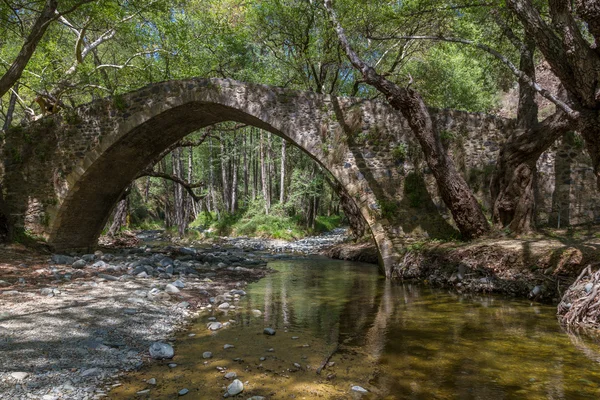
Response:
[108,186,131,236]
[326,0,489,239]
[322,173,368,238]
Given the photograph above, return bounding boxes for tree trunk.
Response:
[490,40,541,233]
[243,132,249,203]
[325,0,490,239]
[0,0,58,98]
[260,131,270,214]
[108,192,129,236]
[209,137,218,217]
[2,84,18,132]
[489,118,570,233]
[231,133,239,213]
[579,112,600,189]
[267,133,275,207]
[187,147,197,221]
[280,140,287,204]
[172,147,186,236]
[220,132,231,213]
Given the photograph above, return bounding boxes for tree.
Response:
[506,0,600,190]
[324,0,490,239]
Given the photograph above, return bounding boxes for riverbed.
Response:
[110,257,600,399]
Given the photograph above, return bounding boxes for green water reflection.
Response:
[239,257,600,399]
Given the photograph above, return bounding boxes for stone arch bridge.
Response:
[3,78,597,277]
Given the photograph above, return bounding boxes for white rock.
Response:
[165,284,180,294]
[217,302,230,310]
[351,385,368,393]
[224,371,237,379]
[149,342,174,359]
[80,368,101,377]
[10,372,29,380]
[227,379,244,396]
[207,322,223,331]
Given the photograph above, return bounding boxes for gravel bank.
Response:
[0,244,273,400]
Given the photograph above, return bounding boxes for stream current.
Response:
[111,256,600,399]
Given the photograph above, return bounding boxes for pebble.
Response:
[149,342,174,359]
[72,259,87,269]
[227,379,244,396]
[251,309,262,317]
[179,388,189,396]
[10,371,29,380]
[291,336,299,340]
[98,273,118,281]
[351,385,368,393]
[165,284,180,294]
[218,302,231,310]
[168,363,178,368]
[224,344,235,349]
[137,389,150,395]
[172,280,185,288]
[80,368,101,377]
[263,328,276,335]
[208,322,223,331]
[147,378,157,385]
[203,351,213,359]
[224,371,237,379]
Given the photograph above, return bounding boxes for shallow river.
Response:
[111,257,600,399]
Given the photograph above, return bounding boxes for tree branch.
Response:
[373,35,579,118]
[136,169,206,202]
[0,0,57,98]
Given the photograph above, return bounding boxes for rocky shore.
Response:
[0,241,277,400]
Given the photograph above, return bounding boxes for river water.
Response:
[111,257,600,399]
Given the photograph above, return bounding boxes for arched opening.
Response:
[47,99,371,261]
[101,121,368,249]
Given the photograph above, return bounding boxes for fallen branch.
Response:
[316,344,340,375]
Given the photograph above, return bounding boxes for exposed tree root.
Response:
[558,263,600,329]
